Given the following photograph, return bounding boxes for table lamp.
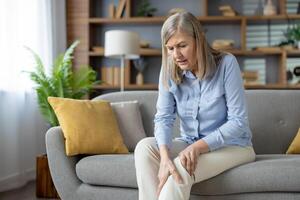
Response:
[104,30,140,91]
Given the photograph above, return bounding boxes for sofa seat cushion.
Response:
[76,154,300,195]
[191,154,300,195]
[76,154,137,188]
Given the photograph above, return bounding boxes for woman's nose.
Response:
[173,48,182,59]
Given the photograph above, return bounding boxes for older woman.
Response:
[134,10,255,200]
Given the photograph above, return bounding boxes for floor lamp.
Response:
[104,30,140,92]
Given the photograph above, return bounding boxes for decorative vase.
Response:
[136,72,144,85]
[263,0,276,16]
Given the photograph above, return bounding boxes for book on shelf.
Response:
[242,70,259,83]
[243,58,266,84]
[113,67,120,86]
[108,3,115,18]
[101,66,122,86]
[115,0,127,18]
[92,46,104,54]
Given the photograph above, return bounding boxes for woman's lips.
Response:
[177,59,188,65]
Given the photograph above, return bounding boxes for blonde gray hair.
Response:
[161,11,223,86]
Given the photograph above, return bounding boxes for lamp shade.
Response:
[104,30,140,59]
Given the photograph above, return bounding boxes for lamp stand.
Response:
[120,55,125,92]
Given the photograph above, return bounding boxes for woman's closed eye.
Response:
[167,47,174,51]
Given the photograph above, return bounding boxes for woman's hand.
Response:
[157,145,183,197]
[178,139,209,176]
[157,158,183,197]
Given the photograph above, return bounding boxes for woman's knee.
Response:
[172,157,194,184]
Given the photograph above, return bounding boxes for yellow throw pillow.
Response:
[48,97,129,156]
[286,128,300,154]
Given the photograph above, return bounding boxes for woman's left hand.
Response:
[178,140,209,176]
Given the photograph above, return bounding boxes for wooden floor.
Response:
[0,181,58,200]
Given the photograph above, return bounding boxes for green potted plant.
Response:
[26,40,99,198]
[26,40,99,127]
[136,0,157,17]
[281,24,300,49]
[290,24,300,49]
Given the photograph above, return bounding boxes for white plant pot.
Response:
[298,41,300,49]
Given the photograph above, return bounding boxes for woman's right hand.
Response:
[156,158,183,197]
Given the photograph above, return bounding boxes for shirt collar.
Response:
[183,70,197,80]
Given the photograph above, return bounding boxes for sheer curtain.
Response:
[0,0,66,191]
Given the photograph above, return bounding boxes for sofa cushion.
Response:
[76,154,137,188]
[191,154,300,195]
[76,154,300,195]
[48,97,129,156]
[111,101,147,152]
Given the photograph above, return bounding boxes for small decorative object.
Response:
[140,40,150,48]
[263,0,276,16]
[212,39,234,50]
[137,0,157,17]
[219,5,237,16]
[287,70,293,82]
[294,66,300,77]
[92,46,104,54]
[133,57,147,85]
[289,66,300,84]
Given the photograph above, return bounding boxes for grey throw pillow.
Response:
[110,100,147,152]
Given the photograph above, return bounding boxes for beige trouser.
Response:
[134,137,255,200]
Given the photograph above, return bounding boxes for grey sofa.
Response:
[46,90,300,200]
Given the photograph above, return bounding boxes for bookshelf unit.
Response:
[67,0,300,95]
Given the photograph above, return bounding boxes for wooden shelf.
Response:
[246,14,300,21]
[286,49,300,55]
[218,49,300,56]
[93,84,158,90]
[198,16,243,24]
[90,48,300,57]
[89,48,161,57]
[89,15,300,25]
[89,16,165,24]
[140,48,161,56]
[228,49,282,55]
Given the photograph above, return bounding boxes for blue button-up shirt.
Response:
[154,54,252,151]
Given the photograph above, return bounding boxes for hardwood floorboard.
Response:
[0,181,58,200]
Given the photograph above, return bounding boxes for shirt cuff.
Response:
[201,131,223,151]
[154,125,172,149]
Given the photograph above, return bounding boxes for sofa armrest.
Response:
[46,126,81,200]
